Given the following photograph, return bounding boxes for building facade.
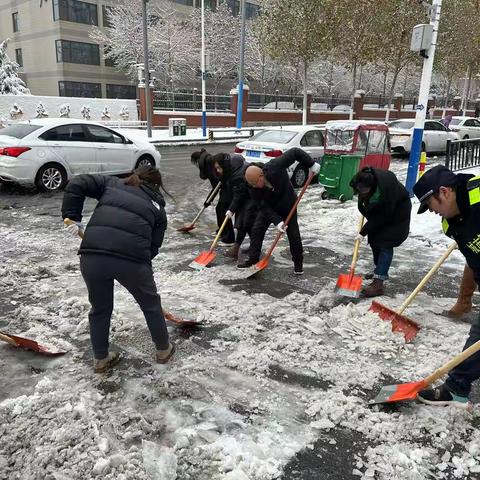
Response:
[0,0,260,98]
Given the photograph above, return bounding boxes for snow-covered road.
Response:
[1,158,480,480]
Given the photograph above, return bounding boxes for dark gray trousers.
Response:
[80,254,170,359]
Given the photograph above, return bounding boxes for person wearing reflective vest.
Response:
[413,165,480,409]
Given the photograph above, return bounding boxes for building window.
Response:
[106,84,136,99]
[246,2,259,18]
[56,40,100,65]
[102,5,113,28]
[12,12,19,32]
[104,47,115,67]
[53,0,98,25]
[15,48,23,67]
[174,0,194,5]
[59,80,101,98]
[198,0,216,10]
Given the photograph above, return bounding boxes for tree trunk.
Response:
[302,60,308,125]
[350,58,357,121]
[442,75,453,118]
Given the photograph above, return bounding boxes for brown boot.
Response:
[362,279,384,298]
[448,265,476,318]
[224,243,240,259]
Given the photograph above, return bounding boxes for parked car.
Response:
[448,116,480,139]
[0,118,161,191]
[234,125,325,188]
[388,119,459,154]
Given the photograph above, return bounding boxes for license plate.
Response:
[246,150,261,158]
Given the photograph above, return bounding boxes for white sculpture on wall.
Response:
[81,105,91,120]
[59,103,70,118]
[10,103,23,119]
[119,106,129,120]
[35,102,48,118]
[101,106,111,120]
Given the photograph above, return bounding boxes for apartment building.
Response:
[0,0,260,98]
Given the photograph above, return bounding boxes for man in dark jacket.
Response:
[191,149,235,244]
[350,167,411,297]
[62,166,174,372]
[413,165,480,409]
[211,152,258,259]
[238,147,320,274]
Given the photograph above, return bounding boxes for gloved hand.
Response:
[309,163,321,175]
[355,233,365,244]
[65,222,84,238]
[226,210,234,219]
[276,221,288,233]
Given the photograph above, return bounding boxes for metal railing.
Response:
[152,90,231,112]
[445,138,480,171]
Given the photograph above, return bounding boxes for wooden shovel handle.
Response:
[349,215,365,275]
[263,172,314,260]
[190,183,222,227]
[209,214,231,251]
[397,242,457,315]
[0,332,18,347]
[424,339,480,386]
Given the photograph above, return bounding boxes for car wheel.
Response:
[291,165,307,188]
[463,135,469,140]
[36,163,67,192]
[135,155,155,169]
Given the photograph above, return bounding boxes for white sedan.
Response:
[0,118,161,191]
[389,119,459,154]
[234,125,325,188]
[448,116,480,140]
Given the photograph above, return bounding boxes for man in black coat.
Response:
[350,167,411,297]
[211,152,258,259]
[191,149,235,244]
[238,147,320,274]
[61,166,174,372]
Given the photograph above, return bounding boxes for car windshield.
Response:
[0,124,42,139]
[249,130,297,143]
[449,118,462,126]
[389,121,414,130]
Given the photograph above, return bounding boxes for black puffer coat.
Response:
[61,175,167,264]
[352,168,411,248]
[248,147,314,225]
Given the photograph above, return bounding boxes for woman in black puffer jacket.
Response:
[61,166,174,372]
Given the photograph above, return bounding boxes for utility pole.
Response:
[142,0,152,139]
[201,0,207,137]
[405,0,442,194]
[235,0,246,130]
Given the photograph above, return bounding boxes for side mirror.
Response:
[123,137,133,144]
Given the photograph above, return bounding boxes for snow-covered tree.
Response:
[0,39,30,95]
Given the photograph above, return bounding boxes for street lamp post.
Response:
[201,0,207,137]
[405,0,442,195]
[235,0,246,130]
[142,0,152,139]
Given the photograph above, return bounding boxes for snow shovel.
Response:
[335,215,365,298]
[188,214,231,270]
[369,338,480,406]
[369,242,457,342]
[64,219,202,326]
[238,172,315,279]
[0,331,66,356]
[178,183,221,233]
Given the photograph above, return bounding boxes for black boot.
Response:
[237,258,258,269]
[294,260,304,275]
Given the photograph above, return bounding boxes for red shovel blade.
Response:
[163,310,203,326]
[236,257,270,279]
[189,250,216,270]
[177,224,196,233]
[369,379,427,405]
[335,273,362,298]
[0,331,67,356]
[369,301,420,342]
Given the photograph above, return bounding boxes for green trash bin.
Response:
[319,154,362,202]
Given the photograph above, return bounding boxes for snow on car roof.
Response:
[257,124,325,133]
[325,120,388,131]
[16,118,103,127]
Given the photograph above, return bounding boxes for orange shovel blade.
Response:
[0,331,66,356]
[189,250,216,270]
[178,224,196,233]
[335,273,362,298]
[369,380,427,405]
[369,301,420,342]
